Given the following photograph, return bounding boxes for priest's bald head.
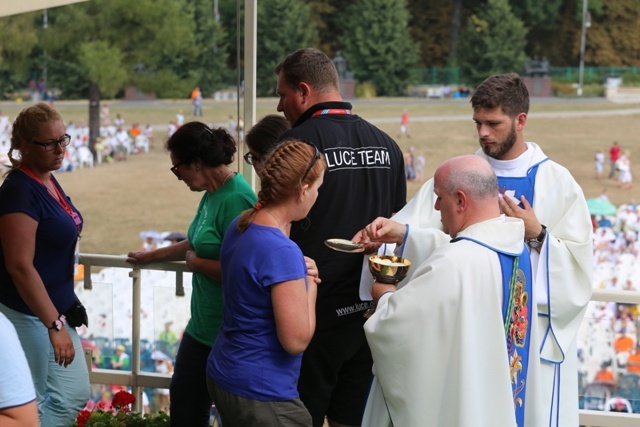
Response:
[433,155,500,238]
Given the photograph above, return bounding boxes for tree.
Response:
[256,0,317,96]
[176,0,232,97]
[217,0,242,77]
[308,0,341,56]
[407,0,453,68]
[405,0,485,69]
[507,0,563,61]
[336,0,419,96]
[458,0,528,86]
[510,0,563,30]
[77,42,128,99]
[516,0,577,67]
[580,0,640,67]
[215,0,316,97]
[0,13,39,98]
[43,0,194,154]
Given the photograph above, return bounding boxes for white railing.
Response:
[79,254,640,424]
[80,253,189,413]
[583,289,640,426]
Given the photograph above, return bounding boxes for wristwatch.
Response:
[527,225,547,248]
[48,314,67,332]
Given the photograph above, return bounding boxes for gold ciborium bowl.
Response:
[368,255,411,284]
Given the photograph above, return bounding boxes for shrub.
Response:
[551,82,604,97]
[551,82,576,96]
[621,73,640,87]
[355,82,377,98]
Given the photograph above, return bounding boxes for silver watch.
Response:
[527,225,547,248]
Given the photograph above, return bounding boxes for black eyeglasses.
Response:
[243,152,260,166]
[170,162,184,178]
[31,134,71,151]
[300,141,320,183]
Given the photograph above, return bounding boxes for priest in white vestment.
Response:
[363,155,528,427]
[359,74,592,427]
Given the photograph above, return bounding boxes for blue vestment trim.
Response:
[452,236,533,427]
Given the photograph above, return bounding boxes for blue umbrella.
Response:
[587,198,617,216]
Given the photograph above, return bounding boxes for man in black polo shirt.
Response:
[274,48,406,427]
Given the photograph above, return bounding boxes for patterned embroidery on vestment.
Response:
[506,269,529,417]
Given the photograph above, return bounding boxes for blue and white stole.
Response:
[498,247,533,427]
[495,158,549,426]
[452,235,533,426]
[495,159,548,212]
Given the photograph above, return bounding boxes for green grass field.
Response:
[2,97,639,255]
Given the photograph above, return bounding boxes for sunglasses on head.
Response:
[299,140,320,183]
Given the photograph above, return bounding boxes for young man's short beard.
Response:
[481,122,517,160]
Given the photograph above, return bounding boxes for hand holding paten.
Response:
[365,217,406,246]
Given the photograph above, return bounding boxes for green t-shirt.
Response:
[185,173,256,347]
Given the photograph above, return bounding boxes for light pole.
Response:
[577,0,591,96]
[43,9,48,101]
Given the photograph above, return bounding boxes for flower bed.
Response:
[74,391,170,427]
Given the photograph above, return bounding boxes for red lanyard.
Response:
[312,109,352,116]
[19,165,82,232]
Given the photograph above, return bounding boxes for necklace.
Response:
[264,209,283,230]
[222,170,235,186]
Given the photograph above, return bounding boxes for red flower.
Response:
[111,390,136,412]
[96,400,112,412]
[76,409,91,427]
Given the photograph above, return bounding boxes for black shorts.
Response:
[298,320,373,427]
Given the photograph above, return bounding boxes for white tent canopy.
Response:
[0,0,88,18]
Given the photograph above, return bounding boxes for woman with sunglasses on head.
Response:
[127,122,256,426]
[206,139,326,426]
[0,102,90,426]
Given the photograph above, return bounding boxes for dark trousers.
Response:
[298,320,373,427]
[170,332,213,427]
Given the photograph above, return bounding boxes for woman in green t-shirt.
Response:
[127,122,256,426]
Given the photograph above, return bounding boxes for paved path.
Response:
[368,107,640,124]
[145,107,640,131]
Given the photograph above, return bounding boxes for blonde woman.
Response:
[0,103,90,426]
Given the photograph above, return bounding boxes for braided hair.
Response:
[237,138,326,231]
